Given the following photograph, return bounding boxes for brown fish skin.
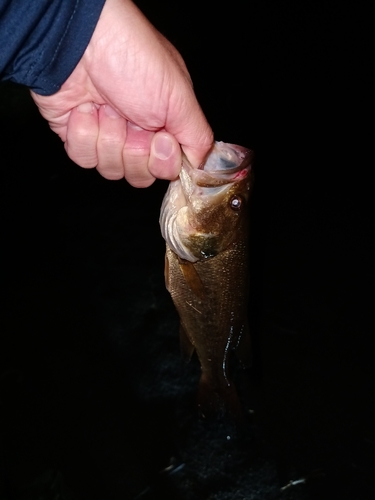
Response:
[161,142,253,418]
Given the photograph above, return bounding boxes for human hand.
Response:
[31,0,213,187]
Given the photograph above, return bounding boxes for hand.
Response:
[31,0,213,187]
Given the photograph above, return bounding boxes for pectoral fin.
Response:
[178,258,205,299]
[179,324,195,362]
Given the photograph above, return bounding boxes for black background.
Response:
[0,1,372,499]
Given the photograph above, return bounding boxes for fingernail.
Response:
[154,134,173,160]
[77,102,94,113]
[104,104,120,118]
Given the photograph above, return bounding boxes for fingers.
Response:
[181,129,213,169]
[65,103,99,168]
[95,111,182,186]
[122,127,181,187]
[172,104,213,169]
[166,80,214,169]
[149,132,181,181]
[121,122,155,187]
[65,103,182,186]
[96,104,128,180]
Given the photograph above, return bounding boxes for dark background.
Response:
[0,1,372,499]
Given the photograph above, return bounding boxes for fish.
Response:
[159,141,253,418]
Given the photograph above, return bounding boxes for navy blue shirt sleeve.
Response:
[0,0,106,95]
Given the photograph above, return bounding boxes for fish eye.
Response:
[229,195,242,211]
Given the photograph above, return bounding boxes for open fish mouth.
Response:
[199,141,252,174]
[160,141,253,263]
[182,142,252,191]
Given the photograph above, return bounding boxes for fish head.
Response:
[160,142,253,262]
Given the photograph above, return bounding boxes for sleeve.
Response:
[0,0,106,96]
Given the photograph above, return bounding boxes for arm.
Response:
[1,0,213,186]
[0,0,105,94]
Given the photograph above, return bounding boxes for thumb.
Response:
[148,131,182,180]
[167,92,214,168]
[182,141,213,169]
[178,118,213,169]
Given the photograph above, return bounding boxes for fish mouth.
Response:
[183,142,252,191]
[180,142,252,205]
[159,142,253,263]
[199,142,252,174]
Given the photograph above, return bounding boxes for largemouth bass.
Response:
[160,142,253,417]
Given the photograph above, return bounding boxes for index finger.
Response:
[166,89,214,168]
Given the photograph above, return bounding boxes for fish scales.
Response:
[160,141,253,417]
[166,234,248,374]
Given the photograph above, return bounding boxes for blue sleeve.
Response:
[0,0,106,95]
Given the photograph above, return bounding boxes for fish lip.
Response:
[183,145,253,189]
[159,142,253,263]
[199,144,253,172]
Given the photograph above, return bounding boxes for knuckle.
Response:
[98,132,125,148]
[71,124,98,143]
[66,141,97,169]
[96,166,124,180]
[127,176,155,188]
[71,154,97,169]
[123,160,155,188]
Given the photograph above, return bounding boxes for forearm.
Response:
[0,0,105,95]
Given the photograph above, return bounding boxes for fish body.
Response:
[160,142,253,417]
